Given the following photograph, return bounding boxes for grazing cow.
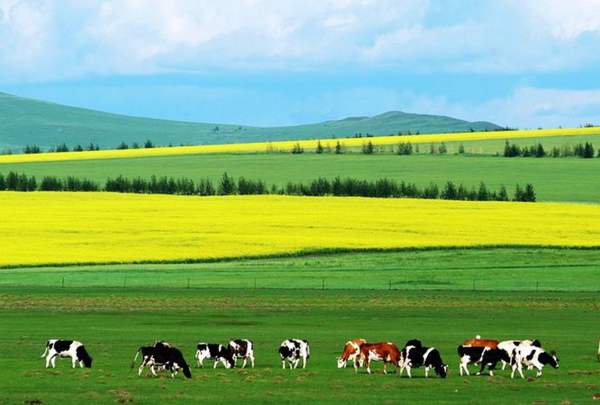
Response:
[355,342,402,375]
[400,339,447,378]
[457,345,510,376]
[228,339,255,368]
[195,343,235,369]
[511,344,559,379]
[497,339,541,370]
[41,339,92,369]
[337,338,367,368]
[279,339,310,369]
[463,335,499,349]
[132,341,191,378]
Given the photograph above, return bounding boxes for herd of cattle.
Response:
[41,336,559,380]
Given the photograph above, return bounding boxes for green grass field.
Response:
[3,153,600,202]
[1,248,599,403]
[2,248,600,291]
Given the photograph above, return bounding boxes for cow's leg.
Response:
[250,354,255,368]
[213,359,218,369]
[302,356,307,369]
[241,357,247,369]
[533,362,543,377]
[425,367,429,378]
[281,359,286,369]
[51,355,58,368]
[501,360,507,370]
[406,366,412,378]
[45,354,52,368]
[138,365,145,376]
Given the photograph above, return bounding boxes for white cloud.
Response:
[515,0,600,40]
[1,0,600,82]
[480,87,600,128]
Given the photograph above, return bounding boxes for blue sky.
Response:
[1,0,600,128]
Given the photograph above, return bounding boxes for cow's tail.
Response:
[40,341,50,358]
[130,348,142,369]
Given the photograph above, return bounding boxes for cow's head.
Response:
[549,351,559,368]
[337,357,347,368]
[538,350,559,369]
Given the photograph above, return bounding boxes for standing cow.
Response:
[228,339,255,368]
[511,344,559,379]
[355,342,402,375]
[132,341,191,378]
[195,343,235,369]
[457,345,510,376]
[497,339,541,370]
[400,339,447,378]
[41,339,92,369]
[279,339,310,369]
[337,338,367,368]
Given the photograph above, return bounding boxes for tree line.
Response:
[504,141,597,158]
[0,171,536,202]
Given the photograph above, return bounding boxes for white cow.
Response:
[41,339,92,368]
[511,344,558,379]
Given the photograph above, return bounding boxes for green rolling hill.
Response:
[0,91,500,150]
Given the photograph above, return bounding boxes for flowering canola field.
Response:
[1,127,600,164]
[1,192,599,267]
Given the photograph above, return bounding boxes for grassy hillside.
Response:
[3,154,600,202]
[0,91,499,150]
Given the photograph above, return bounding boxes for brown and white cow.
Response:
[463,335,499,349]
[355,342,402,374]
[337,338,367,368]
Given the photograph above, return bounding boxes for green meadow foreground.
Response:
[1,249,599,404]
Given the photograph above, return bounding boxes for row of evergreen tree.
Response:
[292,141,450,155]
[0,171,536,202]
[504,141,597,158]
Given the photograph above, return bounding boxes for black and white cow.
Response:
[279,339,310,369]
[41,339,92,369]
[511,344,559,379]
[132,341,192,378]
[195,343,235,369]
[228,339,255,368]
[400,339,447,378]
[457,345,510,376]
[497,339,541,370]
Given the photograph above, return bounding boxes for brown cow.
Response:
[463,335,499,349]
[337,338,367,368]
[355,342,402,374]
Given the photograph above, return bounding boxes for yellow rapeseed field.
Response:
[1,127,599,164]
[1,192,599,267]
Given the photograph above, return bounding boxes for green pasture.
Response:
[1,286,598,404]
[2,248,600,291]
[2,152,600,202]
